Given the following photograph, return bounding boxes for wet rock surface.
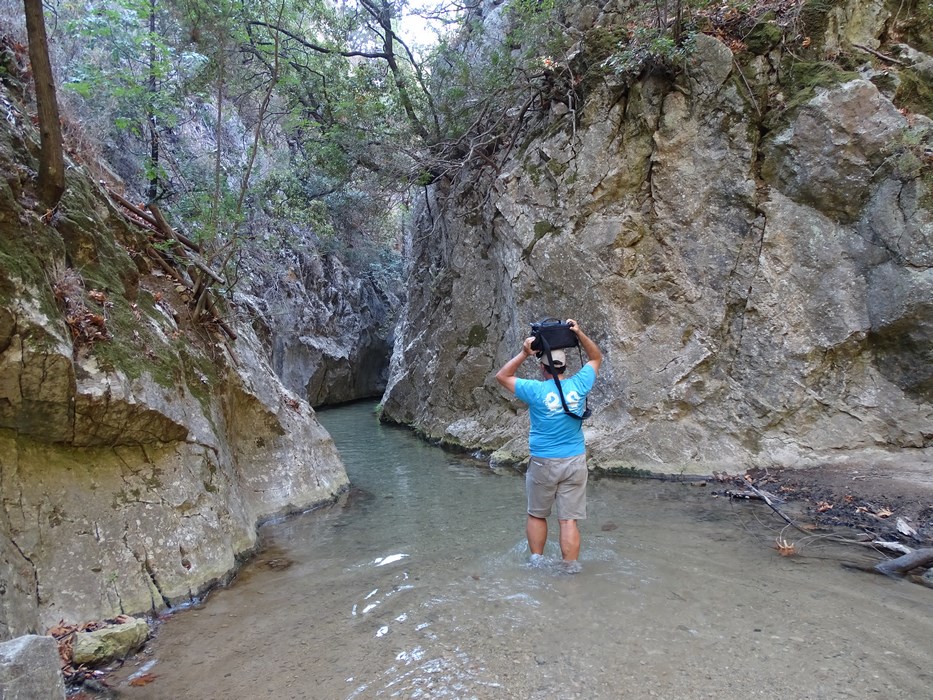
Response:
[0,73,350,636]
[72,618,149,666]
[237,250,400,407]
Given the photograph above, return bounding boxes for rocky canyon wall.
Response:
[381,1,933,476]
[0,77,349,638]
[238,248,399,408]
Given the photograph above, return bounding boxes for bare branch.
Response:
[247,19,389,60]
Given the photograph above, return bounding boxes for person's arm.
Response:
[567,319,602,374]
[495,336,536,394]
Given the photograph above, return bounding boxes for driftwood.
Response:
[738,482,816,537]
[874,548,933,577]
[732,476,933,582]
[725,488,785,504]
[871,540,915,556]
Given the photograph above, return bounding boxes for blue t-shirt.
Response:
[514,364,596,458]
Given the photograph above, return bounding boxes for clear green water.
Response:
[112,401,933,699]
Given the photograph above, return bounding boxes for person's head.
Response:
[537,349,566,376]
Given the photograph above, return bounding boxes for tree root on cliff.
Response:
[106,187,237,341]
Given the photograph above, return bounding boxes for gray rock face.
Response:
[239,250,399,407]
[382,31,932,476]
[762,80,906,223]
[0,635,65,700]
[0,284,349,634]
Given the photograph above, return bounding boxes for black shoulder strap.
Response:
[539,336,591,421]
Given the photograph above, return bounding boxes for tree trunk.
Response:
[147,0,160,202]
[23,0,65,208]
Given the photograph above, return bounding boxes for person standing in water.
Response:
[495,319,602,572]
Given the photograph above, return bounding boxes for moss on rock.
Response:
[894,66,933,118]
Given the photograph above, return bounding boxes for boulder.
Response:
[0,635,65,699]
[72,618,149,665]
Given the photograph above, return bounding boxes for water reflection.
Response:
[112,402,933,699]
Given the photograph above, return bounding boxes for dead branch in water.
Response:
[874,548,933,577]
[739,482,818,539]
[728,475,931,581]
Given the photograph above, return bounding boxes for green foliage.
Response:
[59,0,187,203]
[62,1,181,129]
[258,171,339,242]
[892,0,933,54]
[602,27,697,79]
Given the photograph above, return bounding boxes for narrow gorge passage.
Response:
[112,402,932,699]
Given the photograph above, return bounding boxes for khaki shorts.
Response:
[526,454,588,520]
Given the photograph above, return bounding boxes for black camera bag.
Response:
[530,318,579,352]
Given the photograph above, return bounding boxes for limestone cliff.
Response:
[381,1,933,475]
[0,77,348,637]
[238,247,399,408]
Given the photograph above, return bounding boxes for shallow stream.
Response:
[112,401,932,699]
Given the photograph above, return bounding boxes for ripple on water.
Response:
[107,402,933,700]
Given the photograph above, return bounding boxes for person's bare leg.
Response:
[526,515,547,555]
[558,519,580,561]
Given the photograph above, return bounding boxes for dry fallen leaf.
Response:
[877,507,894,518]
[817,501,833,512]
[129,673,157,687]
[774,538,797,556]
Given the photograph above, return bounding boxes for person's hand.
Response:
[567,318,580,334]
[522,336,536,357]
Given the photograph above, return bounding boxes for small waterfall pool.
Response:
[111,401,932,699]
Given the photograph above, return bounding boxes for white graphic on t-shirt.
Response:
[544,390,582,415]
